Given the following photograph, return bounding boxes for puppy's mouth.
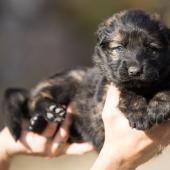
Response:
[117,72,159,83]
[116,65,159,83]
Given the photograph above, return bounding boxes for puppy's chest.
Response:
[73,77,109,118]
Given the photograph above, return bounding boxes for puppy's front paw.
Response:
[147,105,170,124]
[28,114,47,133]
[148,91,170,124]
[127,113,152,130]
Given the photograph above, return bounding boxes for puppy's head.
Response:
[94,9,170,88]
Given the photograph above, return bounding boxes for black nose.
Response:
[128,66,141,76]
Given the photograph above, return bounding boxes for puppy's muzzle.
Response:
[128,66,142,76]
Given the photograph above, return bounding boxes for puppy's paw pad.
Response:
[45,104,66,122]
[30,115,39,126]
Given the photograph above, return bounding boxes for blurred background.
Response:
[0,0,169,169]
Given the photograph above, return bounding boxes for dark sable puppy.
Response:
[3,9,170,151]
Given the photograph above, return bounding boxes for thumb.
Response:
[102,83,121,118]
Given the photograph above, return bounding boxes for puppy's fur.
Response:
[3,9,170,151]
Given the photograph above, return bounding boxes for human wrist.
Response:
[100,143,137,170]
[96,136,155,170]
[0,132,11,166]
[0,128,25,158]
[91,142,137,170]
[0,149,10,170]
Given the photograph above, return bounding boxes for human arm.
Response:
[0,108,94,170]
[91,84,170,170]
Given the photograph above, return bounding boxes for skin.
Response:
[0,107,94,170]
[1,84,170,170]
[91,84,170,170]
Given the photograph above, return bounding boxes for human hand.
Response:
[92,84,170,170]
[0,106,94,160]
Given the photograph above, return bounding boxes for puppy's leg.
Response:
[148,91,170,124]
[30,97,66,123]
[28,114,47,133]
[127,112,152,130]
[28,95,66,132]
[119,91,152,130]
[3,88,28,140]
[29,69,86,132]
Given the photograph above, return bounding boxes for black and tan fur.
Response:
[3,9,170,151]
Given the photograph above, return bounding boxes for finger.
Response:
[47,112,72,155]
[63,142,95,155]
[41,123,58,138]
[20,122,58,153]
[53,111,72,141]
[102,83,121,118]
[60,110,72,132]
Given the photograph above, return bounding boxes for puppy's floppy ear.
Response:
[96,24,106,45]
[166,28,170,45]
[96,16,116,46]
[95,23,109,46]
[160,26,170,46]
[167,30,170,47]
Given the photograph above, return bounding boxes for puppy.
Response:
[3,9,170,151]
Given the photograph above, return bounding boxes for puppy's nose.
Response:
[128,66,141,76]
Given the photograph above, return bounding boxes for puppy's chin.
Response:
[118,74,159,82]
[113,78,153,89]
[111,72,159,89]
[115,67,159,81]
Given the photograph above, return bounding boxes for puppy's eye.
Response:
[146,42,161,54]
[110,45,124,51]
[147,46,159,55]
[108,41,125,52]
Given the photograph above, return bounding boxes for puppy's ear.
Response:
[160,26,170,46]
[167,28,170,46]
[95,23,108,46]
[96,16,116,46]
